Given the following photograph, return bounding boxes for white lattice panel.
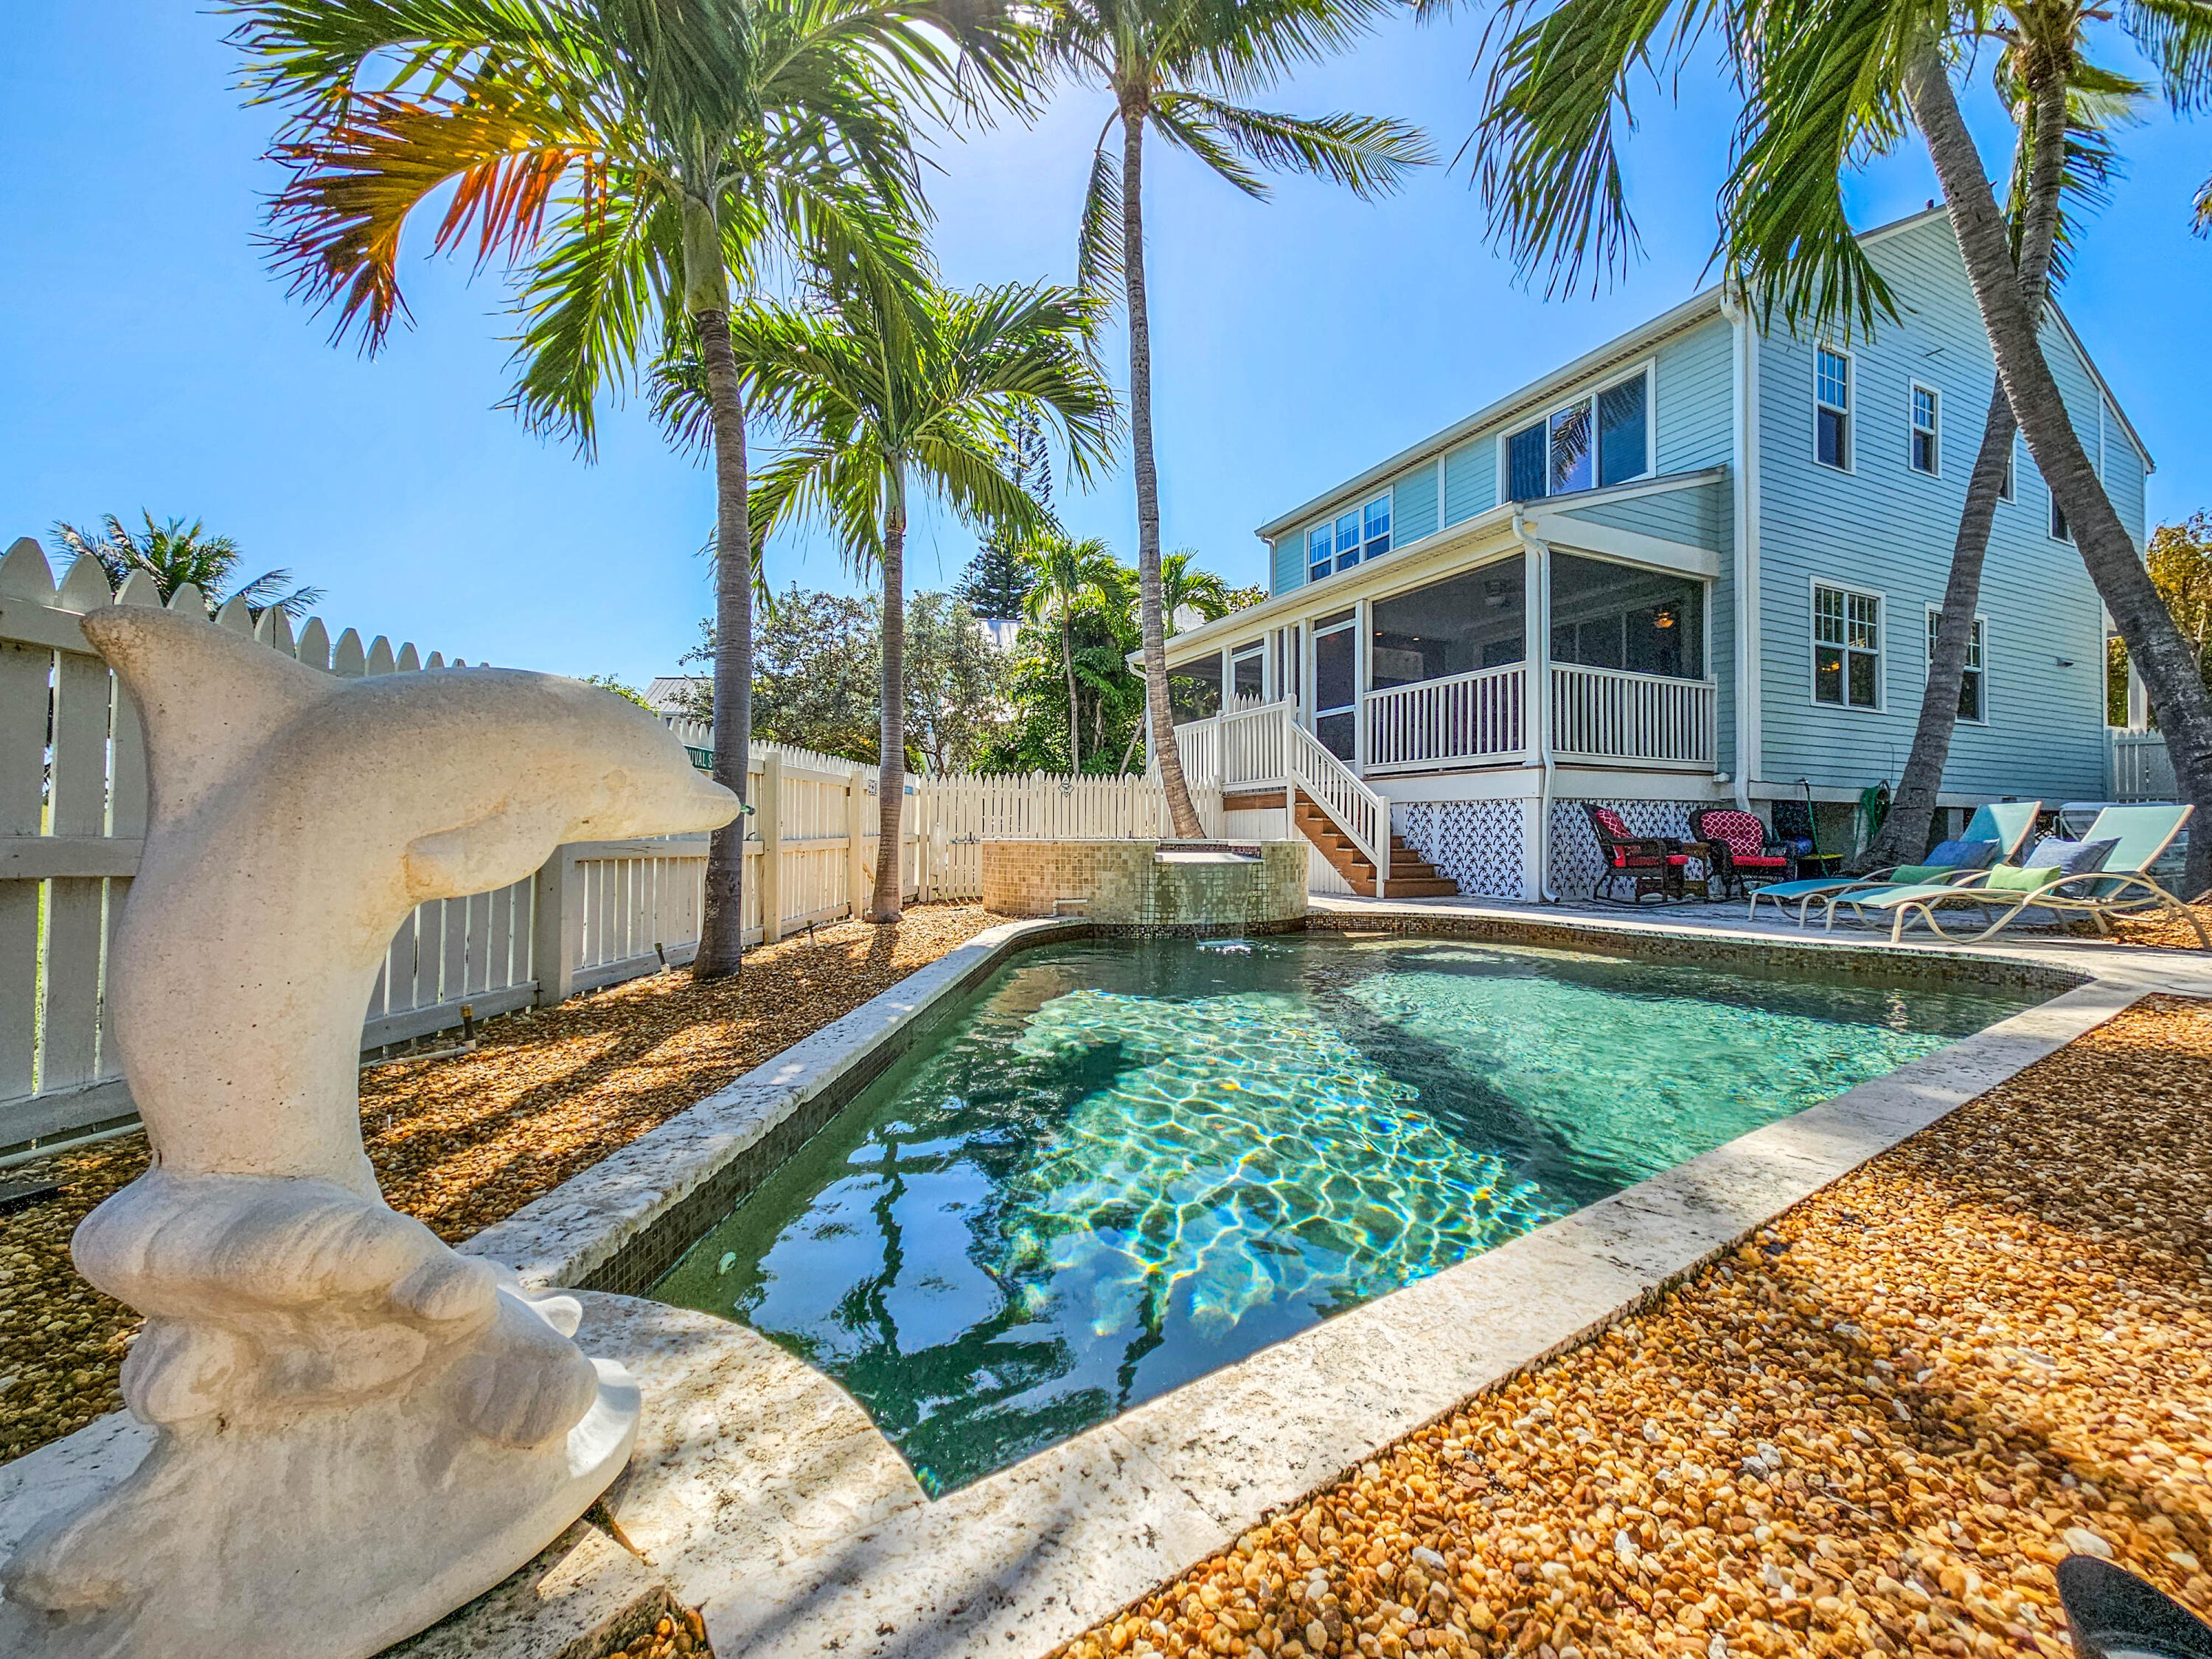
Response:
[1548,798,1701,898]
[1398,800,1528,900]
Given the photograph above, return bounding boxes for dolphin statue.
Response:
[0,608,739,1658]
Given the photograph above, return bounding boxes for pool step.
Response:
[1291,798,1460,899]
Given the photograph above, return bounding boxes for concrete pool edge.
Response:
[453,911,2208,1658]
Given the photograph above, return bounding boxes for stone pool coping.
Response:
[462,908,2212,1658]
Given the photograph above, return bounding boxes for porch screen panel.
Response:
[1548,552,1705,680]
[1368,559,1526,689]
[1169,653,1223,724]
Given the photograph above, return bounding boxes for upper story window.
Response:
[1999,445,2016,502]
[1910,383,1940,475]
[1307,493,1391,584]
[1927,609,1986,724]
[1815,347,1851,470]
[2050,490,2071,542]
[1505,367,1651,501]
[1813,582,1881,709]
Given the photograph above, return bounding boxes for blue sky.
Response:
[4,3,2208,686]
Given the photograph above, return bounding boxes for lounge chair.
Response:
[1747,800,2041,924]
[1847,804,2207,945]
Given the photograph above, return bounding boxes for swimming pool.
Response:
[651,932,2037,1494]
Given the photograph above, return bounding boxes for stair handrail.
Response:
[1284,717,1391,899]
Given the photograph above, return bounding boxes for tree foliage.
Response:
[686,587,1014,770]
[49,513,324,619]
[2149,512,2212,690]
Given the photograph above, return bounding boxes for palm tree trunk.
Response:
[692,305,752,981]
[1906,46,2212,894]
[1860,66,2066,869]
[1062,616,1083,771]
[870,466,908,922]
[1121,107,1205,838]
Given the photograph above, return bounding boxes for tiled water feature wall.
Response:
[979,839,1308,931]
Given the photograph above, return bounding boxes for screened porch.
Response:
[1169,547,1718,789]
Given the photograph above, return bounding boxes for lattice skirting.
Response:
[1548,798,1708,898]
[1397,801,1528,900]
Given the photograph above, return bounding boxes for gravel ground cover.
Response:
[1062,994,2212,1659]
[0,905,998,1465]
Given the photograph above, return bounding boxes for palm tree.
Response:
[1860,66,2138,867]
[1158,549,1231,640]
[1464,0,2212,886]
[1041,0,1432,837]
[233,0,1024,978]
[1023,534,1130,771]
[658,278,1116,921]
[49,513,325,619]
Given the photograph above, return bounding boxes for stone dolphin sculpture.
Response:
[0,608,739,1659]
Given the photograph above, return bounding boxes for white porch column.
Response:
[1521,533,1555,902]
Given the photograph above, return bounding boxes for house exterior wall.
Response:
[1751,213,2131,807]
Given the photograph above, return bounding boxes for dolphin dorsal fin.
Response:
[82,608,341,829]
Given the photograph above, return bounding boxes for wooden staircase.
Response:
[1292,795,1459,898]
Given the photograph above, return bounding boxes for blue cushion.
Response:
[1924,838,2000,870]
[2023,836,2119,875]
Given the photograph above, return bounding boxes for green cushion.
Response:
[1983,863,2067,892]
[1888,864,1952,884]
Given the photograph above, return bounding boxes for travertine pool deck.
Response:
[11,900,2209,1659]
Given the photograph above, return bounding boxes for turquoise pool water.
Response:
[652,933,2034,1494]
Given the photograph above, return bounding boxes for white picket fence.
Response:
[0,534,1203,1157]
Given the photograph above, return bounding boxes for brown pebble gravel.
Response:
[2100,902,2212,951]
[617,1605,710,1658]
[1060,993,2212,1659]
[0,905,998,1466]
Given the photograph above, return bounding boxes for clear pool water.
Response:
[652,933,2034,1494]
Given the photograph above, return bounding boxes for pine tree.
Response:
[955,411,1053,619]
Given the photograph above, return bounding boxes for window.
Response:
[1999,446,2015,502]
[2050,491,2071,542]
[1504,369,1650,501]
[1910,383,1939,475]
[1815,347,1851,470]
[1307,493,1391,582]
[1927,609,1986,724]
[1307,524,1332,585]
[1813,583,1881,708]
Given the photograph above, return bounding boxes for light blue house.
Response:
[1158,207,2153,900]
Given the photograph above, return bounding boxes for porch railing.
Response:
[2110,730,2175,800]
[1366,664,1526,772]
[1175,700,1288,790]
[1550,665,1717,766]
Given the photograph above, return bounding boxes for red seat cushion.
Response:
[1737,855,1789,869]
[1698,809,1773,861]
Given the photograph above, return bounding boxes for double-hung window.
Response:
[1910,383,1940,475]
[1307,493,1391,583]
[2050,491,2071,542]
[1815,347,1851,470]
[1504,369,1651,501]
[1999,445,2016,502]
[1813,583,1881,709]
[1927,609,1986,723]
